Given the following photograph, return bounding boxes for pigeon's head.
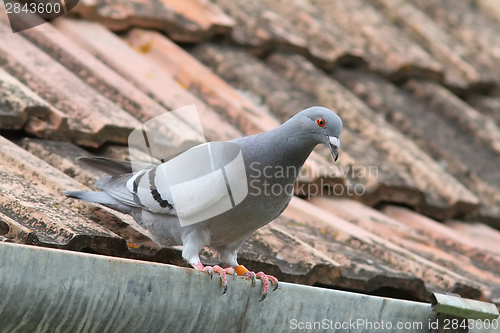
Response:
[293,106,342,161]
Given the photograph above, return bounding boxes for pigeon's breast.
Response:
[206,173,294,247]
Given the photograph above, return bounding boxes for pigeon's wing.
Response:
[121,165,229,217]
[77,155,230,218]
[164,167,230,218]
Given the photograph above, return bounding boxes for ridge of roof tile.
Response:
[0,67,69,137]
[70,0,234,43]
[285,197,484,300]
[367,0,490,92]
[446,220,500,256]
[13,16,205,155]
[124,28,280,135]
[311,0,443,82]
[312,198,500,302]
[334,69,500,223]
[238,215,429,299]
[467,94,500,128]
[0,20,141,148]
[53,18,242,143]
[476,0,500,26]
[410,0,500,95]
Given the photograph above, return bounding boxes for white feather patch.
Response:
[329,136,340,148]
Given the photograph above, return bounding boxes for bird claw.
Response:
[203,266,214,279]
[195,264,278,299]
[243,271,279,302]
[201,265,235,295]
[243,271,257,287]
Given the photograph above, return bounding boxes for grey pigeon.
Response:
[65,106,342,300]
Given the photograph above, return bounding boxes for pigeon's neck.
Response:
[273,120,318,165]
[241,121,319,182]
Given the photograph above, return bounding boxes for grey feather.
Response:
[95,174,143,208]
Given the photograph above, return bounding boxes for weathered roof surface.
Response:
[0,0,500,309]
[70,0,235,43]
[334,69,500,223]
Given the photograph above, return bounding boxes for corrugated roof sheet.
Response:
[0,0,499,309]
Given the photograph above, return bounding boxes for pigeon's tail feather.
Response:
[76,156,156,176]
[63,190,132,213]
[64,190,113,203]
[95,174,142,208]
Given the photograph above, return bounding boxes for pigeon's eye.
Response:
[316,118,326,127]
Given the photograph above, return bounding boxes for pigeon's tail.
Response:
[63,190,132,213]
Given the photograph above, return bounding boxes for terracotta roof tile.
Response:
[124,28,280,135]
[160,0,235,36]
[467,95,500,128]
[0,134,184,264]
[94,144,162,165]
[334,69,500,223]
[410,0,500,94]
[403,79,500,156]
[285,197,483,299]
[53,18,241,143]
[383,206,500,266]
[0,135,125,252]
[19,138,105,190]
[445,220,500,256]
[0,21,140,148]
[383,205,500,303]
[0,67,68,135]
[210,0,308,55]
[212,0,366,70]
[71,0,234,42]
[260,0,367,69]
[9,18,206,159]
[191,44,318,120]
[311,0,443,81]
[312,198,500,302]
[368,0,497,91]
[239,215,428,298]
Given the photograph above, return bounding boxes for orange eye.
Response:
[316,118,326,127]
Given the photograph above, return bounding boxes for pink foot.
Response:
[243,271,279,301]
[197,264,234,294]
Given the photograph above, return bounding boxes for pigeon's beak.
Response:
[327,136,340,162]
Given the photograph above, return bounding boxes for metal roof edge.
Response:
[0,242,497,332]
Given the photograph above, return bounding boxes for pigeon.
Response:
[65,106,342,300]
